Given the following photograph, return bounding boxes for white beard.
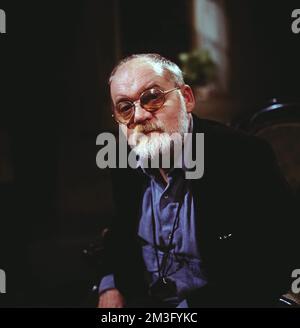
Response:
[128,97,190,163]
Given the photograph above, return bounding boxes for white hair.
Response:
[109,53,185,86]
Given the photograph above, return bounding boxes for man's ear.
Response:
[181,85,195,113]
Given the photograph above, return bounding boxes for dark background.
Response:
[0,0,299,306]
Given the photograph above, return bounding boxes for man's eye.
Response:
[142,90,161,102]
[118,102,133,113]
[141,89,163,107]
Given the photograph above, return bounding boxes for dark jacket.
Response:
[104,114,297,307]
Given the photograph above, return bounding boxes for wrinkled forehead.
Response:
[110,59,172,99]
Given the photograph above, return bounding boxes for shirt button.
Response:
[164,195,169,199]
[168,233,172,240]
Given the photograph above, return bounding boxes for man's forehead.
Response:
[110,59,168,96]
[117,58,164,78]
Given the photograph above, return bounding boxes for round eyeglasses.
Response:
[112,86,180,125]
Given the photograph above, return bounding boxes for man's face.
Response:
[110,59,195,160]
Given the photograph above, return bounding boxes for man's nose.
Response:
[132,101,152,124]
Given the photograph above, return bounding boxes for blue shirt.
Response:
[138,168,207,306]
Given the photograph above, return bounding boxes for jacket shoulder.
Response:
[194,115,273,156]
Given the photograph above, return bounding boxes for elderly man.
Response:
[97,53,296,308]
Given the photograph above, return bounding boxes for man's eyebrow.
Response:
[115,82,161,104]
[115,96,131,104]
[141,82,160,92]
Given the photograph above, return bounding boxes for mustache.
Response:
[133,122,165,134]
